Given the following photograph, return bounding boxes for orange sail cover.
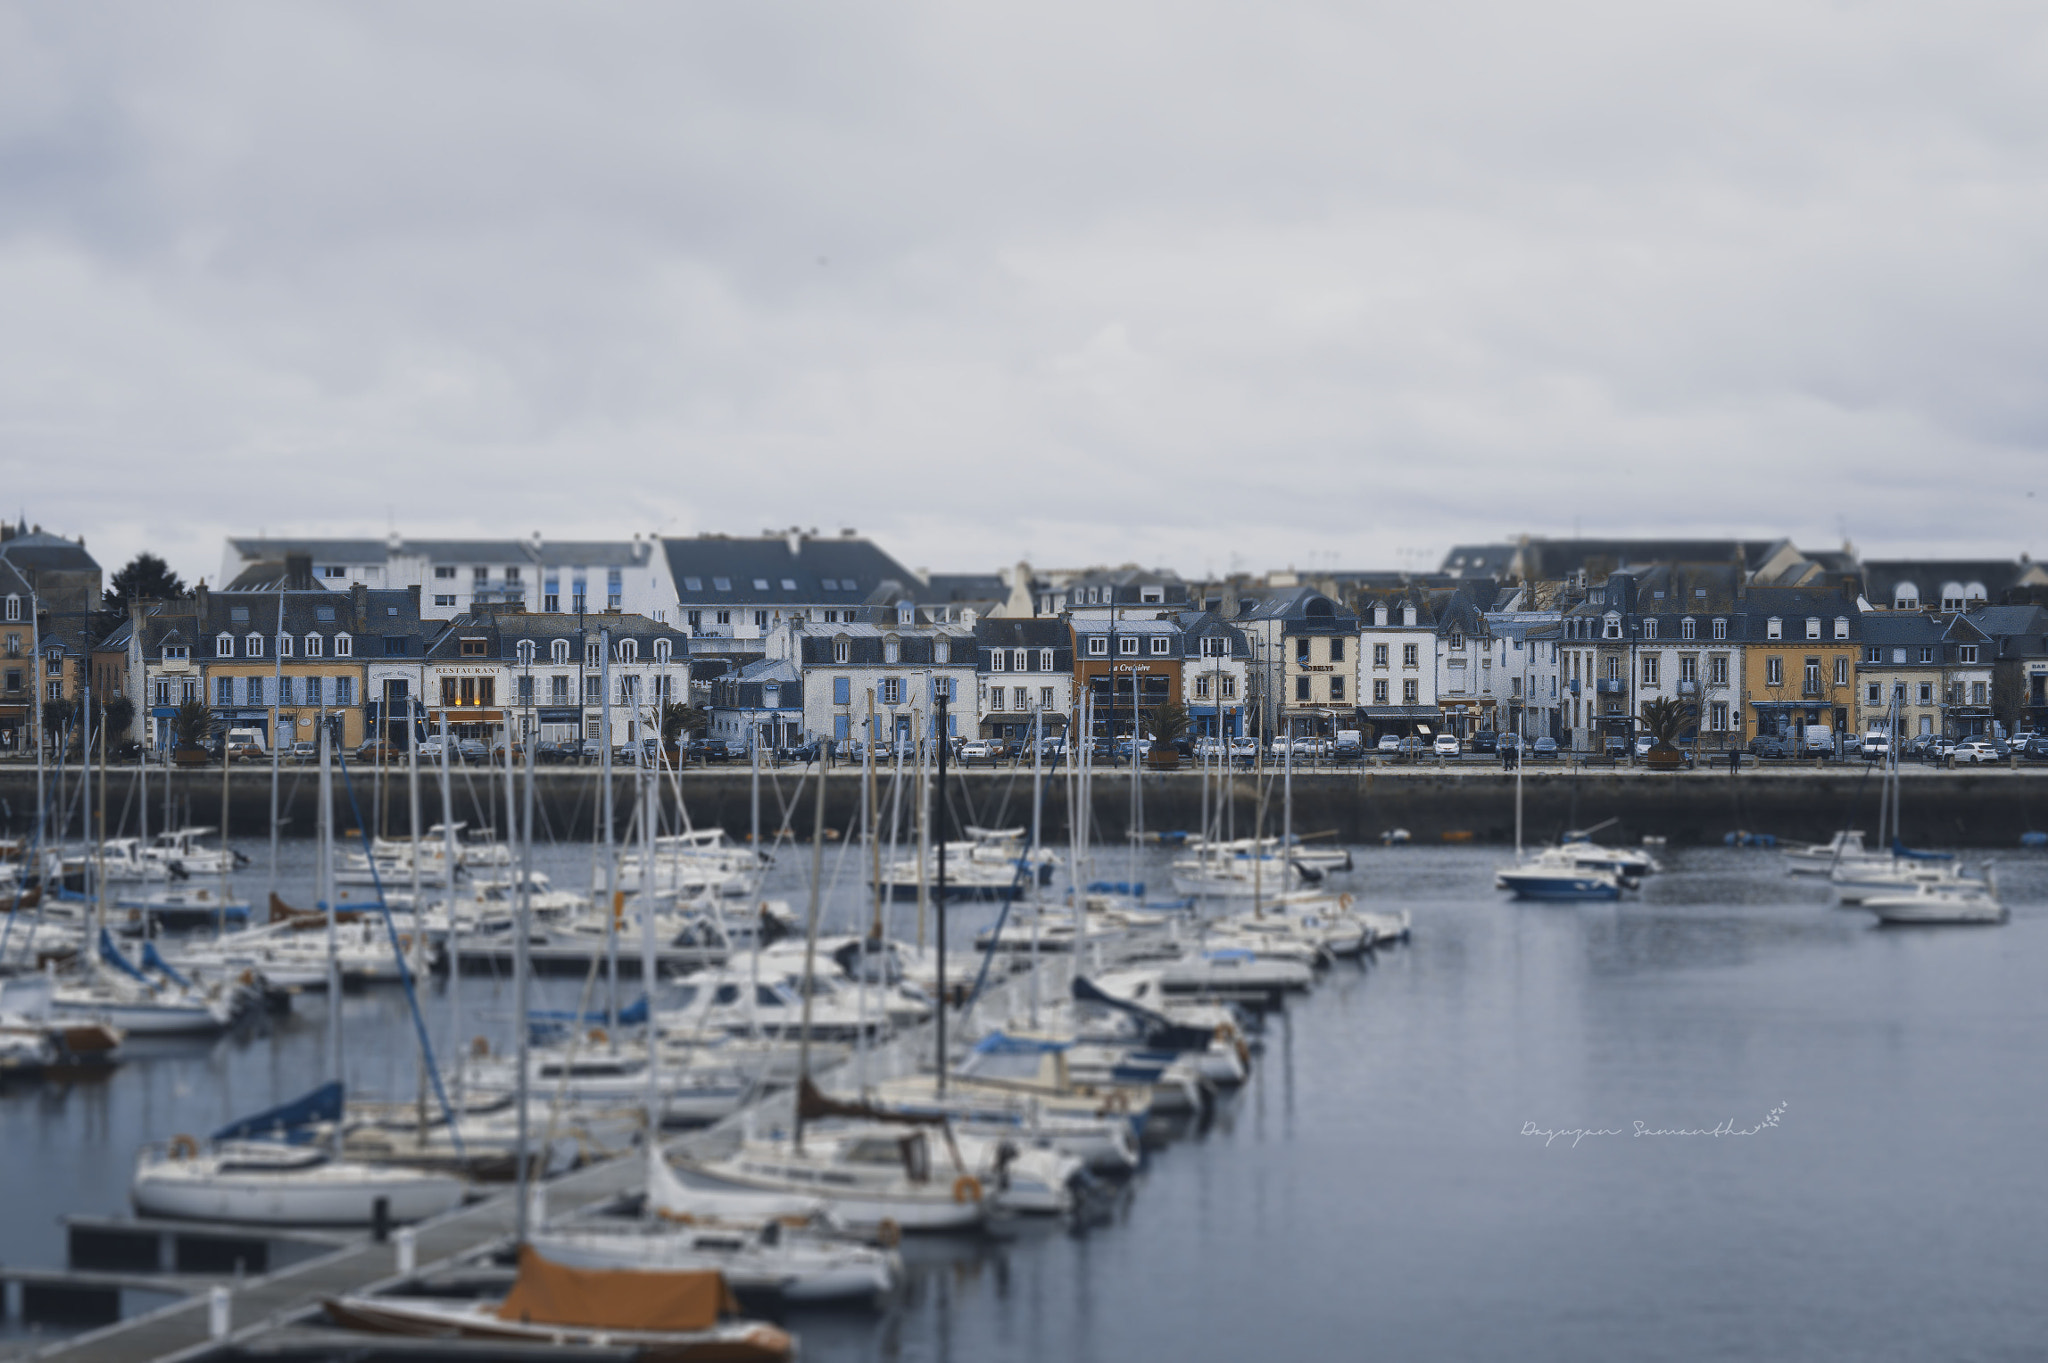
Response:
[496,1246,739,1331]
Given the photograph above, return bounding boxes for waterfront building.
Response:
[1852,612,1985,741]
[775,588,975,749]
[1483,604,1564,743]
[705,656,805,753]
[972,617,1073,744]
[1968,605,2048,737]
[221,534,677,623]
[1356,586,1446,744]
[1234,587,1359,742]
[128,582,430,753]
[664,529,915,656]
[0,558,35,754]
[0,523,101,756]
[1737,586,1862,745]
[424,609,688,748]
[1071,611,1186,741]
[1558,570,1751,753]
[1176,611,1251,740]
[1053,567,1193,619]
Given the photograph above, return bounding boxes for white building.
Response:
[771,601,977,749]
[423,611,689,746]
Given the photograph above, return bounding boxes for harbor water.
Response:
[5,840,2047,1361]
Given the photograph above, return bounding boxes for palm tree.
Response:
[661,700,709,749]
[173,699,213,751]
[1639,696,1689,750]
[1147,700,1191,745]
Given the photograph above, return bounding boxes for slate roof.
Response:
[663,535,916,607]
[0,530,101,574]
[1235,586,1358,632]
[1862,560,2045,604]
[424,611,687,662]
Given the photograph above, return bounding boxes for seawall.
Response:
[9,765,2047,849]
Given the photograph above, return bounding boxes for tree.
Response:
[1146,700,1191,745]
[105,552,187,612]
[1639,696,1689,749]
[173,699,212,750]
[661,700,709,747]
[101,696,135,739]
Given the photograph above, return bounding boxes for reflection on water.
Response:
[5,843,2048,1361]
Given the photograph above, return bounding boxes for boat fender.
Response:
[169,1134,199,1160]
[588,1027,608,1045]
[952,1175,983,1204]
[472,1036,491,1057]
[875,1218,902,1248]
[1339,893,1354,910]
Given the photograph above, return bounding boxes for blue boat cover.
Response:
[972,1031,1070,1055]
[1889,839,1954,862]
[211,1081,344,1142]
[97,929,152,983]
[140,940,195,990]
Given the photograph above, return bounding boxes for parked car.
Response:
[1746,735,1793,759]
[1469,730,1499,755]
[353,740,402,764]
[1497,733,1522,754]
[1953,739,1999,765]
[416,736,450,761]
[957,739,1001,765]
[1901,733,1938,760]
[532,739,574,764]
[1432,733,1461,758]
[777,739,823,764]
[1532,736,1559,759]
[1603,734,1628,757]
[687,738,737,764]
[1633,736,1656,759]
[1926,738,1959,763]
[1396,736,1429,758]
[1376,734,1402,754]
[1860,732,1891,760]
[455,738,489,764]
[1331,736,1364,760]
[289,740,318,764]
[2024,734,2048,759]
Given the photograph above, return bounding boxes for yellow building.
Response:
[1737,588,1861,747]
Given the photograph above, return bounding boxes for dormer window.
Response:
[618,639,638,664]
[1834,617,1849,640]
[1119,636,1138,655]
[1151,636,1170,655]
[1805,617,1820,640]
[162,644,188,663]
[245,633,264,658]
[990,649,1007,672]
[896,602,914,626]
[1602,615,1621,640]
[1713,618,1727,641]
[305,633,323,657]
[884,635,902,665]
[216,633,235,658]
[460,638,488,657]
[1767,617,1783,640]
[551,639,570,664]
[1141,587,1164,604]
[586,642,601,667]
[1038,649,1053,671]
[653,639,671,664]
[3,596,17,622]
[1681,618,1696,641]
[1642,619,1657,641]
[935,638,950,664]
[333,634,352,657]
[517,640,536,664]
[1088,636,1108,656]
[1958,645,1979,664]
[833,636,850,664]
[277,634,293,658]
[1449,632,1465,650]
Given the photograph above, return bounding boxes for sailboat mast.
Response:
[641,762,659,1138]
[513,739,535,1242]
[439,712,460,1101]
[1029,704,1043,1028]
[794,751,829,1152]
[409,723,427,1139]
[269,592,283,902]
[320,720,341,1152]
[933,691,950,1096]
[600,628,618,1043]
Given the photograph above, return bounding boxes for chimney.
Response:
[195,579,209,620]
[351,582,369,633]
[787,528,803,557]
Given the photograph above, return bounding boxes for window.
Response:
[1088,636,1107,656]
[1371,643,1387,668]
[716,610,731,626]
[1713,618,1727,641]
[1863,646,1880,664]
[1767,657,1784,687]
[1680,656,1697,682]
[884,636,901,665]
[621,676,641,705]
[1603,617,1621,640]
[1804,660,1822,694]
[1958,645,1979,664]
[305,676,323,706]
[654,639,671,665]
[1330,676,1345,700]
[1606,656,1621,680]
[931,677,957,703]
[1402,643,1418,668]
[551,639,570,664]
[833,676,851,705]
[1972,681,1988,705]
[1711,701,1728,731]
[1918,682,1933,705]
[247,677,265,707]
[1119,636,1138,655]
[990,649,1006,672]
[518,675,534,704]
[1643,619,1657,641]
[550,675,569,704]
[1374,679,1389,705]
[754,611,769,631]
[334,677,353,705]
[586,642,601,668]
[434,595,457,608]
[1330,638,1345,661]
[1834,658,1848,686]
[584,675,602,703]
[1041,686,1057,709]
[216,677,233,705]
[1641,655,1659,686]
[1802,618,1819,640]
[1403,679,1418,705]
[1296,638,1312,663]
[1220,676,1236,699]
[834,714,851,740]
[1866,682,1882,705]
[517,640,536,664]
[607,570,622,610]
[572,579,587,613]
[1681,618,1696,641]
[460,638,487,657]
[1833,617,1849,640]
[1150,636,1169,656]
[435,566,456,580]
[1448,632,1464,651]
[216,633,235,657]
[2,596,15,622]
[1195,674,1210,699]
[333,634,351,657]
[935,638,950,665]
[1919,647,1934,664]
[1296,676,1311,701]
[618,639,637,664]
[244,632,263,658]
[880,678,903,705]
[322,566,346,579]
[544,578,560,613]
[383,636,406,657]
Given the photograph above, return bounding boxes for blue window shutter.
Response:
[834,714,850,740]
[833,677,850,705]
[949,715,957,736]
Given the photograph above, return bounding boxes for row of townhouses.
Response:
[4,522,2046,757]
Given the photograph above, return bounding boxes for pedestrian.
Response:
[1729,747,1740,775]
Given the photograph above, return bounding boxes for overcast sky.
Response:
[3,2,2045,588]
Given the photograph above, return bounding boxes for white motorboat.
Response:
[1495,847,1624,902]
[131,1137,465,1224]
[96,838,170,883]
[1557,837,1659,879]
[1782,830,1878,875]
[466,1040,752,1127]
[1831,860,1988,906]
[1863,875,2008,925]
[1157,947,1313,1005]
[145,827,244,878]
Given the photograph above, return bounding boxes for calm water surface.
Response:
[5,838,2047,1362]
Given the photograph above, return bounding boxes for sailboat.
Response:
[1495,750,1624,902]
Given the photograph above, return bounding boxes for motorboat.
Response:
[1156,948,1312,1006]
[1495,848,1624,902]
[96,839,170,883]
[1169,855,1310,900]
[1782,830,1877,875]
[145,827,244,878]
[112,885,252,932]
[1557,835,1659,879]
[466,1038,752,1127]
[686,1121,993,1234]
[1831,860,1988,907]
[1863,876,2008,925]
[324,1246,794,1361]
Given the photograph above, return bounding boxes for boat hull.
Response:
[133,1160,465,1225]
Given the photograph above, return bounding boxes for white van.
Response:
[223,727,266,758]
[1861,731,1891,760]
[1802,725,1836,755]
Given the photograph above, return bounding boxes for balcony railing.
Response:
[1595,678,1625,694]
